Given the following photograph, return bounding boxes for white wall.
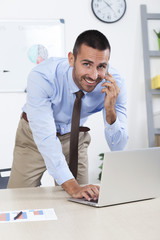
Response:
[0,0,160,184]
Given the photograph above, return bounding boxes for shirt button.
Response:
[111,142,114,145]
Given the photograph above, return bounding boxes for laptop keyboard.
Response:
[84,198,98,203]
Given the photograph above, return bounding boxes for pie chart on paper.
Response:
[28,44,48,64]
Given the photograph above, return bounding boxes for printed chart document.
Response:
[0,208,57,223]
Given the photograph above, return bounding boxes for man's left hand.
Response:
[101,72,120,125]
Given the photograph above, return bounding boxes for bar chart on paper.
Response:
[0,208,57,223]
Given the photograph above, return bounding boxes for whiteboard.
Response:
[0,19,65,92]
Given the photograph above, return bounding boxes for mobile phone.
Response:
[105,64,110,85]
[105,64,109,77]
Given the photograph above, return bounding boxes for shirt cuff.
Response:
[53,166,74,186]
[104,116,121,134]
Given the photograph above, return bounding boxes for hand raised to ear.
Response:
[101,72,120,124]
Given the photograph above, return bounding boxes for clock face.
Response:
[91,0,127,23]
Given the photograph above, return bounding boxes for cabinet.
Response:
[141,5,160,147]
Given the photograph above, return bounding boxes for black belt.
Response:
[22,112,28,122]
[21,112,90,135]
[57,126,90,136]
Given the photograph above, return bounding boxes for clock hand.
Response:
[103,0,111,8]
[103,0,117,16]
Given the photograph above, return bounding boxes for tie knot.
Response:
[76,90,84,99]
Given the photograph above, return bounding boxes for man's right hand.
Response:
[62,178,100,201]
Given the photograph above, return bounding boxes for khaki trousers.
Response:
[7,117,91,188]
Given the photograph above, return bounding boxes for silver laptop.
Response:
[69,147,160,207]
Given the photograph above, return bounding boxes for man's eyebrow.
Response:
[81,59,108,66]
[98,63,108,66]
[81,59,94,64]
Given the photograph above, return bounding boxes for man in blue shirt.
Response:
[8,30,128,201]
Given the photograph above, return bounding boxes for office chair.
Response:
[0,168,11,189]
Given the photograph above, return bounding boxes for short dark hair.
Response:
[73,30,111,59]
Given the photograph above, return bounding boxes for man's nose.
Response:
[90,68,98,80]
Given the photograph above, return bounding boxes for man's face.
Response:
[68,44,110,92]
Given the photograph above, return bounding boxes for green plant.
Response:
[154,29,160,38]
[98,153,104,181]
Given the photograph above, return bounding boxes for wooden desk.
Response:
[0,186,160,240]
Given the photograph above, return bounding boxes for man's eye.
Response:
[83,63,90,67]
[98,65,105,69]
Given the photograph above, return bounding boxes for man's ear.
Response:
[68,52,74,67]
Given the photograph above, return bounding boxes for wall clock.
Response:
[91,0,127,23]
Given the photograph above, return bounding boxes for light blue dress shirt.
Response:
[23,57,128,185]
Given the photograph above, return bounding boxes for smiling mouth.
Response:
[84,77,97,85]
